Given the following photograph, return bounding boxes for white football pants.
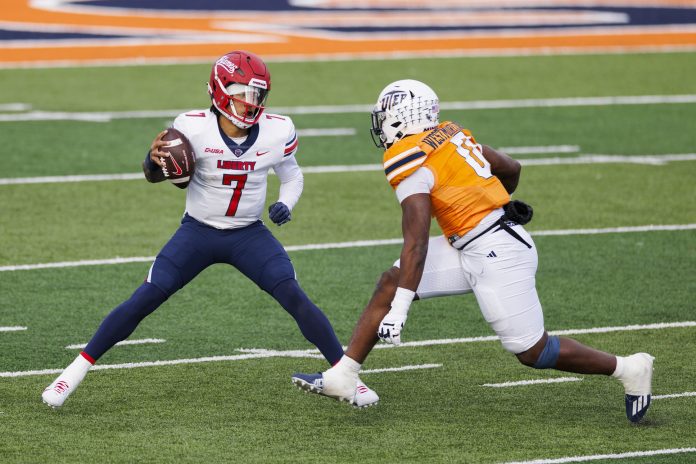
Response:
[394,213,545,354]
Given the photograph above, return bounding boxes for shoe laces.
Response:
[53,380,70,394]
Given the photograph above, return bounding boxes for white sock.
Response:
[63,354,93,382]
[611,355,626,379]
[335,355,361,374]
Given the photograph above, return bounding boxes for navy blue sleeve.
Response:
[142,150,165,183]
[144,150,160,172]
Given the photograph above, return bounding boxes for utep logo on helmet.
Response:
[218,56,238,75]
[380,90,408,111]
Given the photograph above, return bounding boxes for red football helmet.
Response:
[207,51,271,129]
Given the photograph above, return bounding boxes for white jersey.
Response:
[172,109,301,229]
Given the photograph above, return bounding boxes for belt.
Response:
[448,216,532,250]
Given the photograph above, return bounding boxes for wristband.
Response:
[390,287,415,316]
[144,150,160,171]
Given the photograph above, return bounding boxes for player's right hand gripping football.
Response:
[149,130,170,167]
[377,311,408,345]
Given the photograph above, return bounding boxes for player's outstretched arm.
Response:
[142,130,170,183]
[377,193,431,345]
[397,193,431,291]
[483,145,521,194]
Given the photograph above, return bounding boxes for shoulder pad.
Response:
[383,138,428,188]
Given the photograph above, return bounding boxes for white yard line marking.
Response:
[0,326,27,332]
[483,377,582,388]
[500,447,696,464]
[0,103,32,112]
[301,164,383,174]
[2,152,695,186]
[65,338,165,350]
[653,391,696,400]
[549,321,696,336]
[375,321,696,350]
[1,224,695,272]
[236,348,324,359]
[438,94,696,112]
[521,153,696,166]
[0,352,281,378]
[362,364,442,374]
[2,321,693,378]
[0,256,154,271]
[532,224,696,237]
[499,145,579,155]
[0,173,144,185]
[238,349,441,373]
[296,128,356,137]
[1,94,695,122]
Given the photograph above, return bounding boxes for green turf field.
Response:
[1,53,695,463]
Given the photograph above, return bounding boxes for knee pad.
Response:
[533,335,560,369]
[147,255,183,297]
[259,257,296,294]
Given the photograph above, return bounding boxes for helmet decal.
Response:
[217,56,238,75]
[379,90,408,111]
[249,77,268,89]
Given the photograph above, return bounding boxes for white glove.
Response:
[377,287,415,346]
[377,311,408,346]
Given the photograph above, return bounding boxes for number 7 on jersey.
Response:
[222,174,247,216]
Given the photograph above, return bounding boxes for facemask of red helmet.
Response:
[222,82,268,128]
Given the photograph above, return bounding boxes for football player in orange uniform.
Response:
[293,80,654,422]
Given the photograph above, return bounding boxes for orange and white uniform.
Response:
[384,121,509,242]
[385,122,545,354]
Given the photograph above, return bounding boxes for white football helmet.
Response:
[370,79,440,148]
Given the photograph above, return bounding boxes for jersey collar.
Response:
[217,120,260,158]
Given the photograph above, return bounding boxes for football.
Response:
[160,128,195,189]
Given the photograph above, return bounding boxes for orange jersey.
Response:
[383,121,510,239]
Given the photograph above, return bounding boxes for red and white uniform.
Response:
[172,109,302,229]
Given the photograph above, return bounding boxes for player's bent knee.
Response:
[375,267,399,293]
[271,278,303,305]
[147,256,184,297]
[521,334,560,369]
[259,257,295,294]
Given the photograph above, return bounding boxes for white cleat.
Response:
[291,372,379,408]
[354,380,380,408]
[42,378,77,409]
[618,353,654,423]
[41,355,92,409]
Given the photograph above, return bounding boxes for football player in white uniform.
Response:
[42,51,378,409]
[293,79,654,423]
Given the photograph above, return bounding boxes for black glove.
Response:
[268,202,291,226]
[503,200,533,225]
